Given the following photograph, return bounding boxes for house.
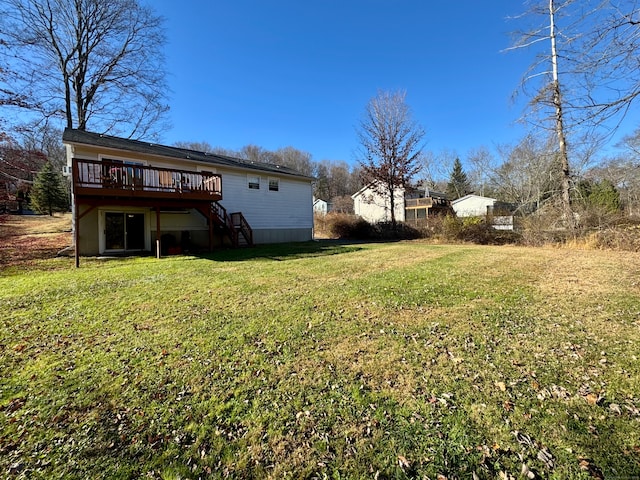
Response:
[63,129,314,266]
[451,194,498,217]
[313,198,331,215]
[452,194,515,230]
[351,182,451,224]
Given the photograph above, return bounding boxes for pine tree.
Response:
[446,158,471,200]
[577,179,620,213]
[30,162,68,216]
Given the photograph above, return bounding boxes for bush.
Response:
[569,222,640,251]
[316,213,422,241]
[317,213,373,240]
[371,221,421,240]
[332,216,373,239]
[418,215,519,245]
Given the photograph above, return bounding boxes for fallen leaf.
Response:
[495,381,506,392]
[584,393,599,406]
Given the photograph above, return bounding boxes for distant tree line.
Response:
[174,141,366,213]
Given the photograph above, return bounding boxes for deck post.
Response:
[209,208,214,252]
[156,207,161,259]
[74,198,80,268]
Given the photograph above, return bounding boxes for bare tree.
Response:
[356,90,425,229]
[272,146,314,176]
[19,123,66,170]
[467,146,496,197]
[420,149,456,192]
[509,0,580,226]
[314,160,354,200]
[490,135,562,214]
[578,1,640,123]
[0,0,169,139]
[510,1,640,226]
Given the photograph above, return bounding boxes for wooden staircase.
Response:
[211,202,253,247]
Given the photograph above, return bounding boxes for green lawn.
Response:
[1,241,639,479]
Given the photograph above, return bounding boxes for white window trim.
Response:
[268,177,279,192]
[248,174,260,190]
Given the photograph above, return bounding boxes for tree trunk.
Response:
[549,0,575,228]
[388,182,397,230]
[64,76,73,129]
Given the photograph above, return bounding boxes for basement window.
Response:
[248,175,260,190]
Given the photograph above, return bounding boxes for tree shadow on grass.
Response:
[195,240,365,262]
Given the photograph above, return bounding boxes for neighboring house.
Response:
[452,194,515,230]
[451,194,498,217]
[63,129,314,265]
[351,182,450,224]
[313,198,334,215]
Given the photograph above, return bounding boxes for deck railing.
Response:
[405,197,433,208]
[72,158,222,201]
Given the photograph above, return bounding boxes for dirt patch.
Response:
[0,214,72,268]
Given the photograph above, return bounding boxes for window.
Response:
[248,175,260,190]
[268,178,279,192]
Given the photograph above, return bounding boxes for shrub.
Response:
[322,213,374,239]
[571,222,640,252]
[372,221,421,240]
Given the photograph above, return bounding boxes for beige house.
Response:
[64,129,314,265]
[351,182,450,224]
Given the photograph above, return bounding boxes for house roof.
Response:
[451,194,497,205]
[62,129,313,180]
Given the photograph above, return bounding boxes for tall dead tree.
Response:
[509,0,577,226]
[511,0,640,227]
[548,0,574,225]
[0,0,169,139]
[356,90,425,230]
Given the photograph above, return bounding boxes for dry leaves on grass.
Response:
[0,214,71,267]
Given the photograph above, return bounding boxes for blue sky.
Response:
[151,1,547,163]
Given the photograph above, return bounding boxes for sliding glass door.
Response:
[104,212,145,251]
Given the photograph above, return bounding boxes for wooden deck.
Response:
[72,158,222,202]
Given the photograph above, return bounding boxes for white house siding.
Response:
[452,195,496,217]
[313,199,328,215]
[353,185,405,223]
[218,169,313,243]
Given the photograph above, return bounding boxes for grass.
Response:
[0,213,72,268]
[1,218,640,479]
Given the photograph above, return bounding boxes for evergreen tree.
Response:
[577,179,620,213]
[446,158,471,200]
[30,161,68,216]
